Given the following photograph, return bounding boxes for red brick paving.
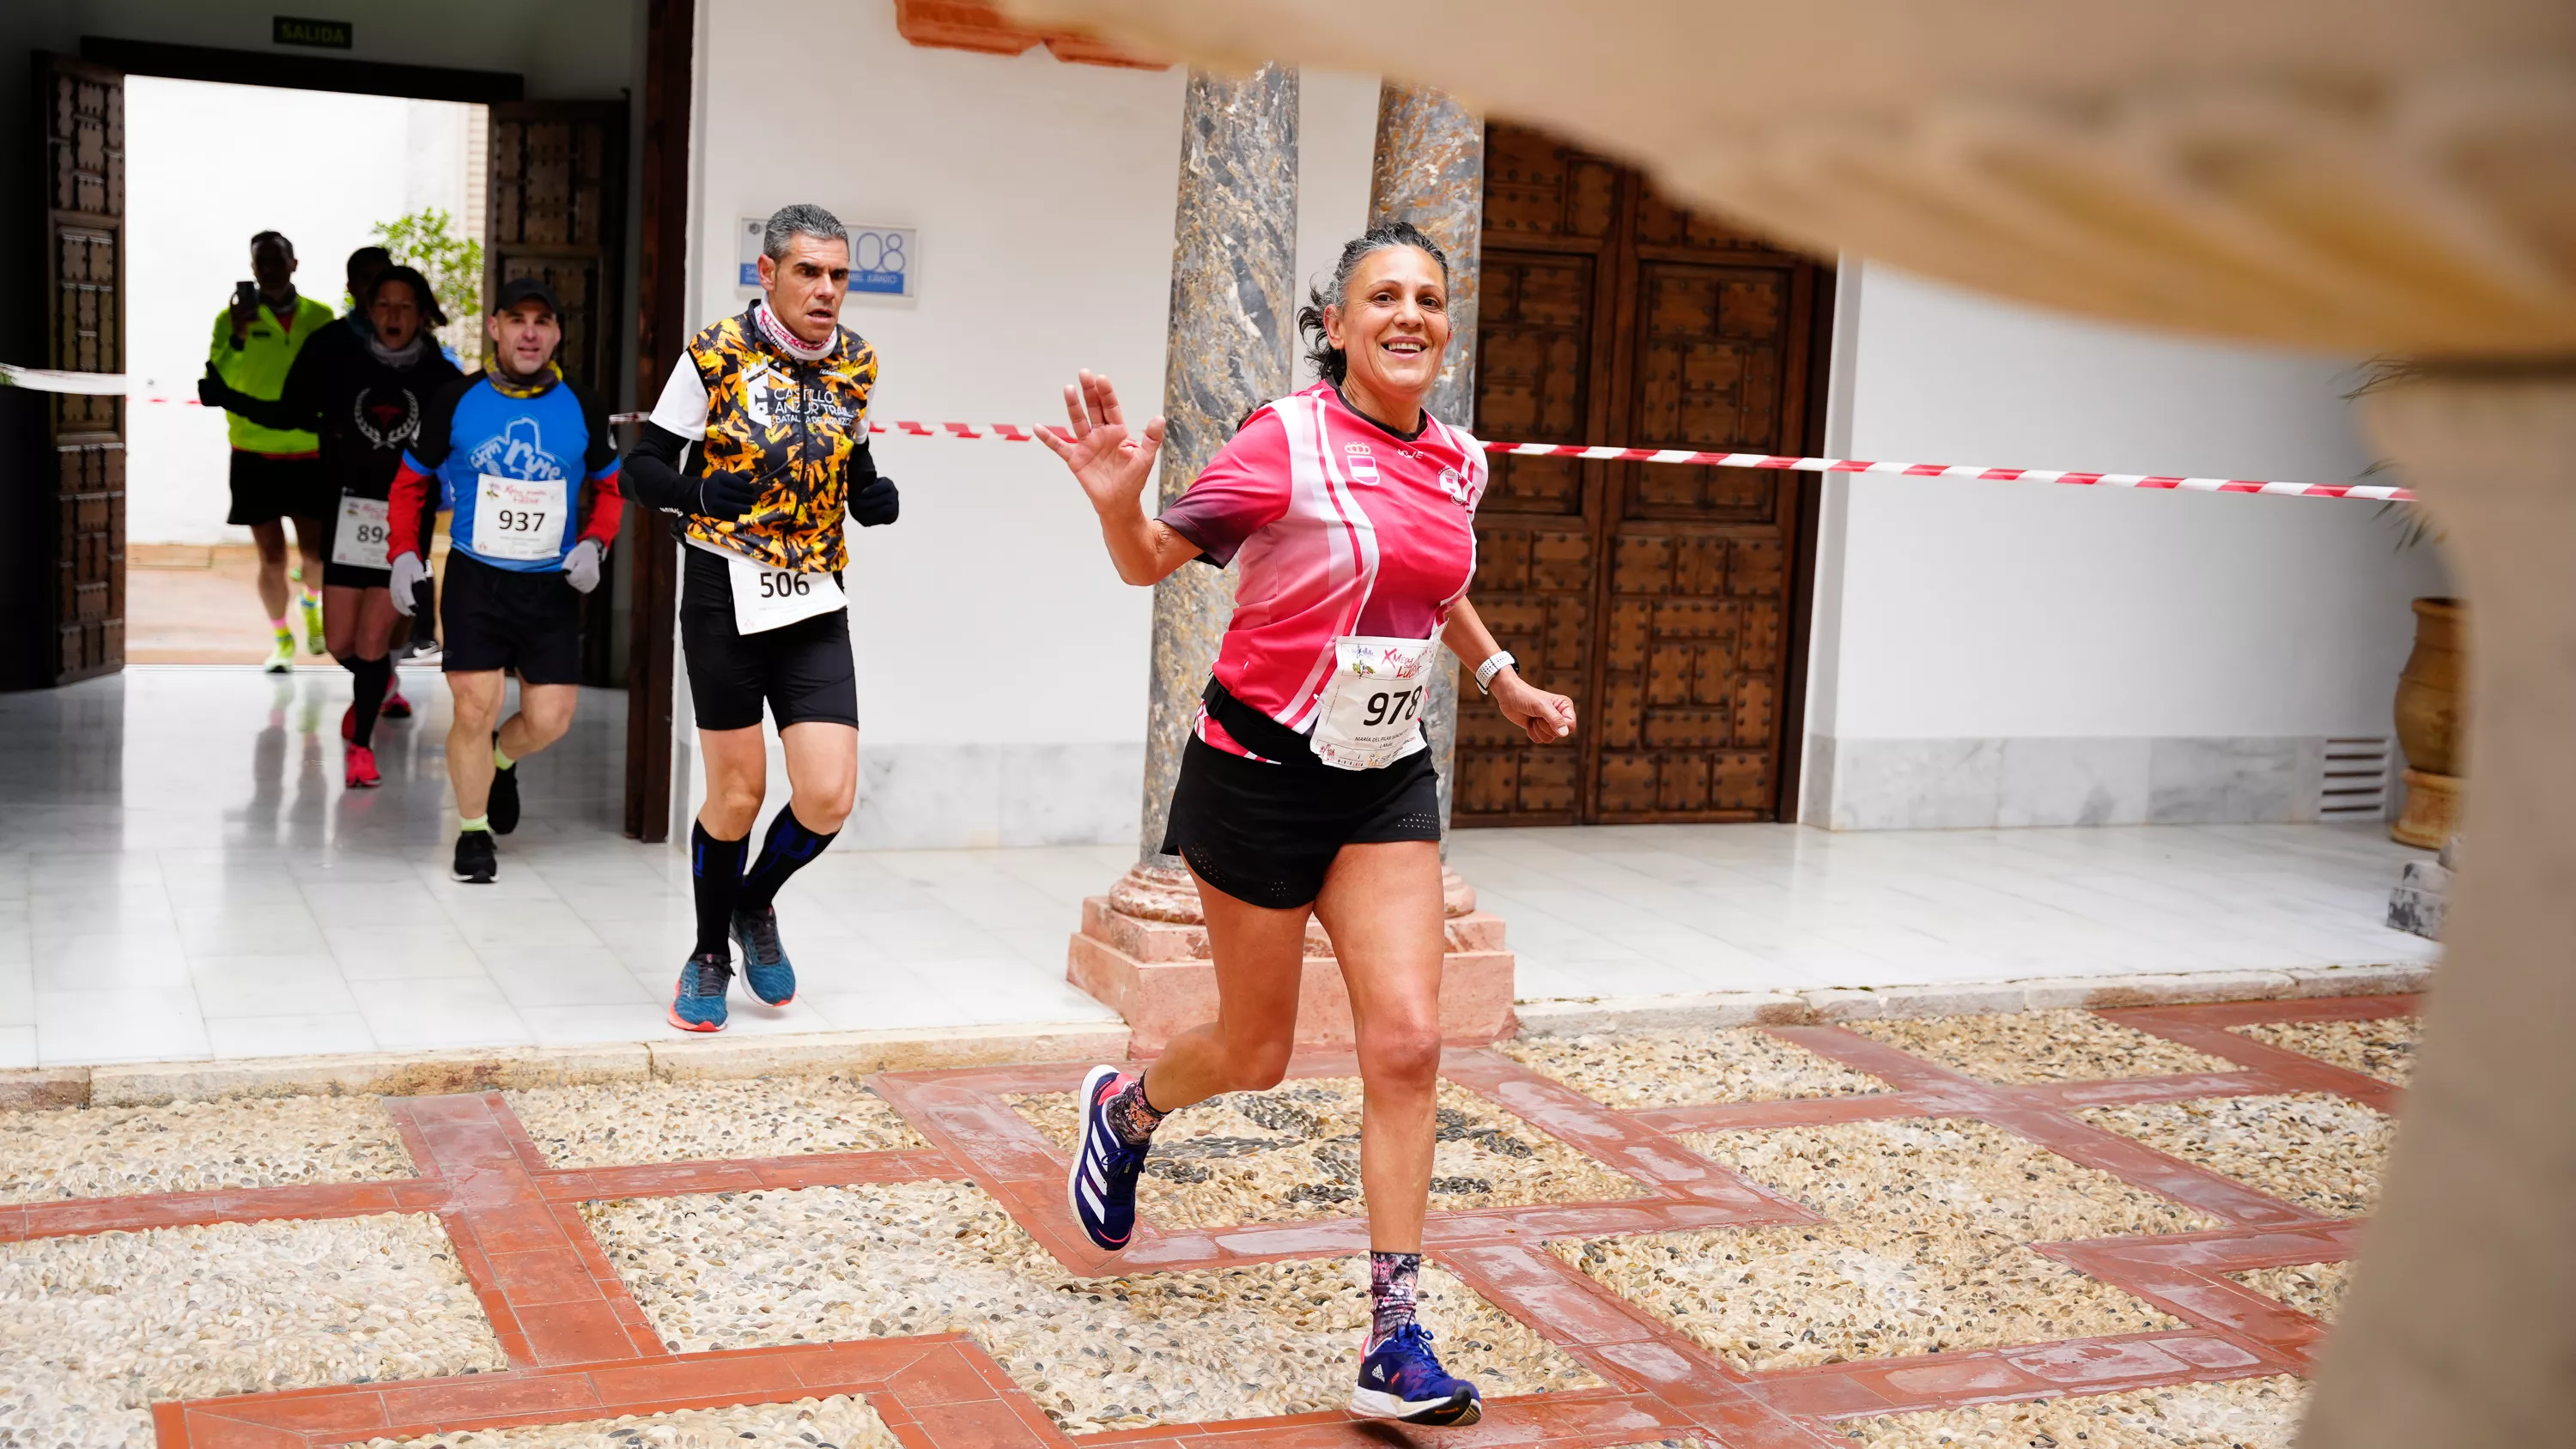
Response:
[0,995,2411,1447]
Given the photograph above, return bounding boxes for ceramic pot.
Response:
[2391,597,2464,847]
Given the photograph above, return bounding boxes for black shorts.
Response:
[1161,733,1443,910]
[226,452,333,526]
[440,550,582,684]
[678,546,859,732]
[319,490,392,591]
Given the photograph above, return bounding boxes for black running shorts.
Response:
[678,545,860,732]
[440,550,583,684]
[226,452,333,526]
[1161,733,1443,910]
[319,490,392,591]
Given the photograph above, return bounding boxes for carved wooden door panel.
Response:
[1460,124,1825,825]
[487,100,628,686]
[1454,130,1616,823]
[1595,245,1817,821]
[39,57,126,685]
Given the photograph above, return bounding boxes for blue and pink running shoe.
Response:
[1351,1324,1483,1426]
[1067,1064,1147,1251]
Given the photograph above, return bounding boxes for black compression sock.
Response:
[345,654,392,749]
[736,805,837,914]
[690,821,750,957]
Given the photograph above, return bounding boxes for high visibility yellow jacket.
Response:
[207,294,337,454]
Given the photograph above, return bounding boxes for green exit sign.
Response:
[272,15,353,49]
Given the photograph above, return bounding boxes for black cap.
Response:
[492,276,562,317]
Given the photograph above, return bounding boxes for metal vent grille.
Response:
[2320,737,2394,820]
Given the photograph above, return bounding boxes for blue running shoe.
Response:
[668,950,732,1032]
[1066,1064,1147,1252]
[730,905,796,1005]
[1350,1324,1482,1426]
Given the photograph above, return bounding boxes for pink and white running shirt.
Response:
[1157,381,1488,762]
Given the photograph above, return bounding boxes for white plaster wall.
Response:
[1802,261,2452,828]
[672,0,1383,846]
[124,78,474,544]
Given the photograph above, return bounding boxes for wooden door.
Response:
[38,56,126,685]
[1456,124,1828,825]
[486,100,628,688]
[624,0,691,841]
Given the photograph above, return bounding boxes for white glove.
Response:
[562,537,605,595]
[388,552,428,615]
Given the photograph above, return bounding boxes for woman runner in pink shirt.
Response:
[1038,222,1578,1426]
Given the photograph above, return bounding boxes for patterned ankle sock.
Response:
[1368,1251,1421,1349]
[1106,1074,1168,1148]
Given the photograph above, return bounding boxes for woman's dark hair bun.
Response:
[1296,221,1449,387]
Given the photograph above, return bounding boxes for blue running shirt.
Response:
[399,369,622,572]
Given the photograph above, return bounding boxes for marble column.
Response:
[1115,64,1299,919]
[1069,76,1512,1043]
[1368,82,1484,836]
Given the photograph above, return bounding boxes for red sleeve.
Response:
[387,458,434,561]
[578,463,626,549]
[1155,408,1293,567]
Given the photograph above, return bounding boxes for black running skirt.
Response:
[1160,682,1442,910]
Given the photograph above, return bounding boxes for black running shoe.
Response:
[489,731,521,834]
[452,829,497,884]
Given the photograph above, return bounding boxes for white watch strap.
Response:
[1475,650,1517,694]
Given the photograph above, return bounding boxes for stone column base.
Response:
[1064,869,1516,1054]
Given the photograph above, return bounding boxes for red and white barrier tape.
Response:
[605,409,2415,503]
[15,362,2399,505]
[1482,443,2412,502]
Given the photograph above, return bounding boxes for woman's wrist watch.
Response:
[1474,650,1517,695]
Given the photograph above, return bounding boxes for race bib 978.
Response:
[1309,635,1437,770]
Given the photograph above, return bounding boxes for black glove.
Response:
[693,471,761,520]
[196,365,239,409]
[850,474,900,528]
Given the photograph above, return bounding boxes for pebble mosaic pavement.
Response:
[0,993,2413,1449]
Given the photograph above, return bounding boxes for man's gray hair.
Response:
[763,203,848,261]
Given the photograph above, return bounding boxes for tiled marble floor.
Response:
[0,670,2435,1067]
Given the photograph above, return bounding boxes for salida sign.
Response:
[272,15,353,48]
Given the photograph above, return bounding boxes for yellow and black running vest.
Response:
[683,306,878,573]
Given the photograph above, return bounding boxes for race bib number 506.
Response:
[726,553,847,634]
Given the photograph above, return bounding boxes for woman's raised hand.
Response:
[1036,370,1166,518]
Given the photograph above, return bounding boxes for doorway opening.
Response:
[121,76,489,666]
[1456,122,1835,827]
[30,45,635,846]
